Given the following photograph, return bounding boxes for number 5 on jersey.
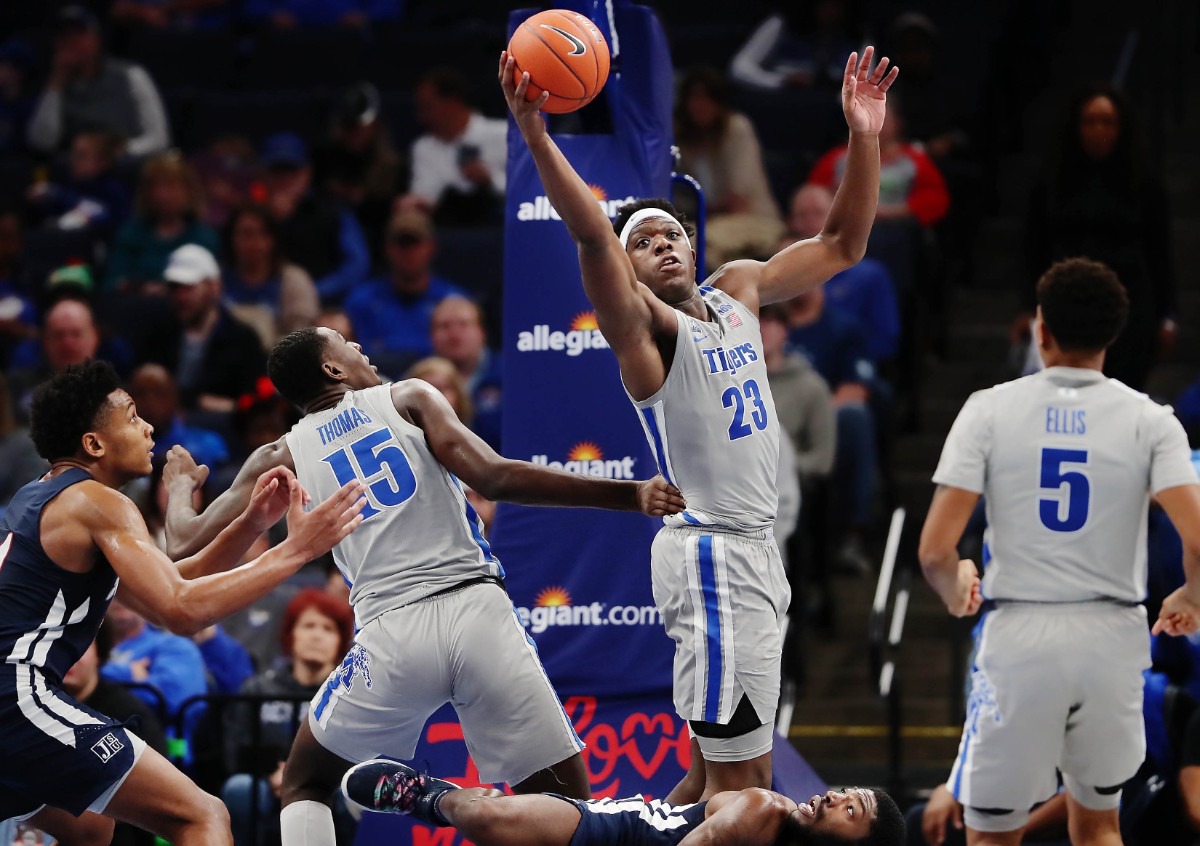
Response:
[322,428,417,520]
[1039,447,1089,532]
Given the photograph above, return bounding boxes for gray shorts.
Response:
[949,602,1149,831]
[650,525,790,730]
[307,582,583,785]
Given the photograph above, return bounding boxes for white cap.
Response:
[164,244,220,285]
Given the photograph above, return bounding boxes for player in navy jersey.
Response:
[162,327,685,846]
[501,47,897,802]
[920,258,1200,846]
[0,360,365,845]
[339,757,905,846]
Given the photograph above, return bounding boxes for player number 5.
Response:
[1038,447,1090,532]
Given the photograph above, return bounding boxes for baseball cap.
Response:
[260,132,309,169]
[335,82,381,128]
[47,263,94,291]
[55,5,100,34]
[388,211,433,242]
[163,244,220,285]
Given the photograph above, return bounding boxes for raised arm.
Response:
[397,380,684,515]
[94,479,364,636]
[163,439,292,559]
[498,53,653,345]
[719,48,897,309]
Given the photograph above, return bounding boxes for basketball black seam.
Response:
[522,19,589,99]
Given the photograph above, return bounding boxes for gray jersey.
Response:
[285,384,501,628]
[933,367,1198,603]
[630,287,779,531]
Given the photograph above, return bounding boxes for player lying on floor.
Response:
[340,758,905,846]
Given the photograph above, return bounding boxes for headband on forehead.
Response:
[618,208,692,250]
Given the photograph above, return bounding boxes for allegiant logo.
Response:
[517,311,609,356]
[530,441,636,479]
[516,183,636,221]
[514,585,662,634]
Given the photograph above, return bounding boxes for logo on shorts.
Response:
[964,668,1002,734]
[90,732,124,763]
[335,644,373,692]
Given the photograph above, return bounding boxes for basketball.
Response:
[507,9,611,114]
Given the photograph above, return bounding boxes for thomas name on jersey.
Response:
[1045,406,1086,435]
[701,342,759,377]
[315,406,375,446]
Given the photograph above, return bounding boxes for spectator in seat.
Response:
[190,134,257,230]
[808,98,949,229]
[101,598,209,729]
[128,362,230,470]
[731,0,862,91]
[258,132,369,306]
[675,66,784,271]
[344,210,465,376]
[0,39,35,156]
[313,81,405,260]
[430,294,501,450]
[221,203,319,349]
[105,150,219,292]
[27,129,132,240]
[140,243,267,415]
[7,289,135,424]
[222,588,357,846]
[787,286,879,575]
[783,183,900,363]
[1022,83,1175,392]
[26,5,170,158]
[0,371,48,510]
[396,68,507,227]
[406,356,473,425]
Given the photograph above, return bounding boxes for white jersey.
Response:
[933,367,1198,603]
[285,384,501,628]
[629,287,779,531]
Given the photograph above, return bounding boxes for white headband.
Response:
[619,208,692,250]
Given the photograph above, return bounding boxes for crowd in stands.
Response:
[0,0,1194,842]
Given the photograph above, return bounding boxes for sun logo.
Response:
[570,311,599,331]
[588,184,608,201]
[568,442,603,462]
[536,586,572,607]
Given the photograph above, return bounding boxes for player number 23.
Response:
[1038,447,1090,532]
[321,428,417,520]
[722,379,768,441]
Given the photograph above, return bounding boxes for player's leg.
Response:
[1063,792,1121,846]
[26,807,114,846]
[964,828,1023,846]
[342,758,582,846]
[665,737,707,804]
[104,745,232,845]
[451,585,587,798]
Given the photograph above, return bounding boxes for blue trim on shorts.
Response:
[697,535,722,722]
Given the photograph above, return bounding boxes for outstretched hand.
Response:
[1153,586,1200,636]
[282,478,367,562]
[842,46,898,135]
[499,51,550,141]
[163,445,209,495]
[637,476,687,517]
[245,466,300,534]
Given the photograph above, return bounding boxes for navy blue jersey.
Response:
[557,795,708,846]
[0,468,118,685]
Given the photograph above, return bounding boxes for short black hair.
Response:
[612,198,697,244]
[30,360,121,461]
[777,790,905,846]
[268,328,330,407]
[1036,257,1129,353]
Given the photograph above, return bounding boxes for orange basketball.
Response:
[508,9,611,114]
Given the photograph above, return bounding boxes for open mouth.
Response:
[659,255,680,269]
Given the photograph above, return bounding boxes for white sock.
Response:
[280,800,336,846]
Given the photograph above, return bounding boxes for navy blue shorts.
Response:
[0,664,141,819]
